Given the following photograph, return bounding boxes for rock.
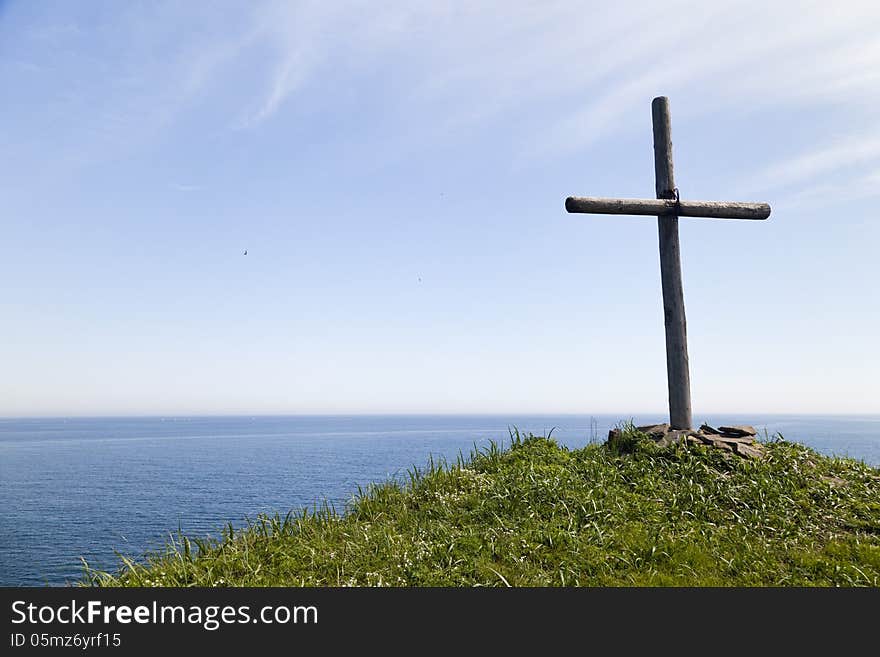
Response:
[717,436,757,445]
[656,429,691,447]
[636,423,670,438]
[718,425,757,437]
[605,420,764,460]
[733,442,764,459]
[710,438,735,452]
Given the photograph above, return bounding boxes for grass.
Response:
[84,424,880,586]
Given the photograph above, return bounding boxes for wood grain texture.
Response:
[652,96,692,431]
[564,196,771,220]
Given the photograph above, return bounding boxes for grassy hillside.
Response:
[85,426,880,586]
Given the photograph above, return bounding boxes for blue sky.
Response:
[1,1,878,416]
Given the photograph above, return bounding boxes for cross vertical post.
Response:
[652,96,691,430]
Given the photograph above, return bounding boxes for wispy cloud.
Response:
[231,0,880,170]
[245,2,340,124]
[766,166,880,211]
[1,3,264,172]
[526,1,880,158]
[741,134,880,193]
[240,0,424,125]
[6,1,880,178]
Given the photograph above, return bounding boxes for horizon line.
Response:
[1,411,878,421]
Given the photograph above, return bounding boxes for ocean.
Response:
[1,414,878,586]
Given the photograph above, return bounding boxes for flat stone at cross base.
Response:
[717,425,757,438]
[607,423,764,460]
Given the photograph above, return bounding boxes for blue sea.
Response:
[1,414,878,586]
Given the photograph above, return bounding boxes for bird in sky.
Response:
[243,250,247,255]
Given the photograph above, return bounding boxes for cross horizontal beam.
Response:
[565,196,771,220]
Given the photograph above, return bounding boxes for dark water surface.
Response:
[1,414,878,586]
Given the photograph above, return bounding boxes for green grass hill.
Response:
[86,425,880,587]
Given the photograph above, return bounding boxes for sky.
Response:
[1,0,878,417]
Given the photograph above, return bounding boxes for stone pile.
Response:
[608,423,764,459]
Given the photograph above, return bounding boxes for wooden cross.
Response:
[565,96,771,430]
